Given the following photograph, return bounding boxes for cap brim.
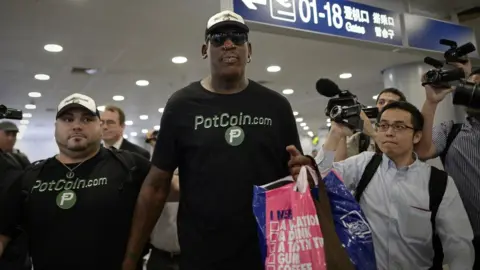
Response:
[1,127,19,132]
[205,21,249,37]
[56,104,98,119]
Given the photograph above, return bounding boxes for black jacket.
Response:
[119,139,151,160]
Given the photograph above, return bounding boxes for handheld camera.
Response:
[0,105,22,120]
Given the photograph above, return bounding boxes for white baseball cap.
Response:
[205,10,249,38]
[56,93,99,118]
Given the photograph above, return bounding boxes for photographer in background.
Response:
[334,88,407,161]
[416,60,480,268]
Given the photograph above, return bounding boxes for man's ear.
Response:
[201,44,208,59]
[413,130,422,144]
[247,42,252,58]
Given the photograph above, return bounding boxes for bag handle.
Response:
[294,166,319,193]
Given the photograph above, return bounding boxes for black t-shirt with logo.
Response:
[152,80,302,269]
[0,147,150,270]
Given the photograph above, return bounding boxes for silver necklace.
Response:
[59,160,86,179]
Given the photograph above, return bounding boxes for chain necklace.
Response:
[59,160,87,179]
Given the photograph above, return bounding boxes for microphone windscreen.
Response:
[316,78,341,97]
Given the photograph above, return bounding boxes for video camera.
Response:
[0,105,22,120]
[316,79,378,132]
[453,81,480,108]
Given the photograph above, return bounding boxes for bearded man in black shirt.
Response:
[123,10,352,270]
[0,93,151,270]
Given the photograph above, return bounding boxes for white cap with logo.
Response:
[56,93,99,118]
[205,10,249,38]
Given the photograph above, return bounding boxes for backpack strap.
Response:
[440,123,462,165]
[358,133,371,153]
[106,148,137,190]
[428,166,448,270]
[354,153,383,202]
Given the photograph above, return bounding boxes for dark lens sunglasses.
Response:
[208,32,248,47]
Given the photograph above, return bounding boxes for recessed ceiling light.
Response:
[307,131,314,137]
[25,104,36,110]
[130,132,138,137]
[154,125,160,130]
[44,44,63,52]
[139,115,149,120]
[295,117,303,122]
[172,56,188,64]
[34,74,50,81]
[97,105,105,112]
[282,89,294,95]
[28,92,42,98]
[20,120,29,125]
[123,134,129,139]
[136,80,149,86]
[372,95,378,100]
[303,126,309,130]
[339,73,352,79]
[327,123,332,127]
[293,111,299,116]
[125,120,133,126]
[22,113,32,118]
[113,95,124,101]
[141,129,149,134]
[267,65,281,72]
[158,108,164,113]
[300,123,307,127]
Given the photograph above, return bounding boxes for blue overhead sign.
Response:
[404,14,478,57]
[234,0,403,46]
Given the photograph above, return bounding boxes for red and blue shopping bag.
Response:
[253,166,327,270]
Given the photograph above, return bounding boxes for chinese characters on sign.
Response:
[372,12,395,39]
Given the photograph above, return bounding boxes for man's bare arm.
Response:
[0,234,11,258]
[167,174,180,202]
[122,166,172,268]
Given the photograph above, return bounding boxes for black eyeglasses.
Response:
[207,32,248,47]
[376,122,414,133]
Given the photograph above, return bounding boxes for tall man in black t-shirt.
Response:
[123,10,352,270]
[0,93,151,270]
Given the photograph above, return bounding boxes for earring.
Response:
[202,54,208,59]
[247,57,251,63]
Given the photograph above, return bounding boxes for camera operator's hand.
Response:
[451,59,472,78]
[330,122,354,137]
[421,72,454,104]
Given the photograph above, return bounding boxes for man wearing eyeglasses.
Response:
[317,101,473,269]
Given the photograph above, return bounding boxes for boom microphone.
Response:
[316,78,341,97]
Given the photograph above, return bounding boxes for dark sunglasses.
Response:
[208,32,248,47]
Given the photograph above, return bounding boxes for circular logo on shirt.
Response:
[56,190,77,210]
[224,126,245,146]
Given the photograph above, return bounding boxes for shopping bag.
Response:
[312,170,377,270]
[253,166,327,270]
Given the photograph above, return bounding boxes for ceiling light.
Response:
[303,126,309,130]
[20,120,29,125]
[293,111,299,116]
[142,129,149,134]
[154,125,160,130]
[327,118,331,123]
[267,65,281,72]
[300,123,307,127]
[25,104,36,110]
[22,113,32,118]
[158,107,164,113]
[339,73,352,79]
[327,123,332,127]
[172,56,188,64]
[372,95,378,100]
[18,125,28,130]
[295,117,303,122]
[34,74,50,80]
[97,105,105,112]
[282,89,294,95]
[85,69,98,75]
[136,80,149,87]
[113,95,124,101]
[44,44,63,52]
[130,132,138,137]
[123,134,129,139]
[139,115,149,120]
[307,131,314,137]
[125,120,133,126]
[28,92,42,98]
